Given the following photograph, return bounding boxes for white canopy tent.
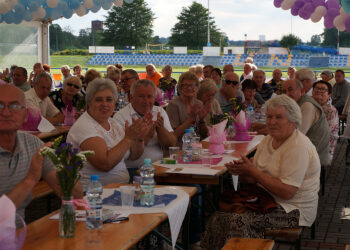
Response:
[0,0,128,68]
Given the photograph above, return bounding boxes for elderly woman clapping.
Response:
[202,95,320,249]
[197,78,222,125]
[166,71,209,142]
[67,78,152,188]
[50,76,85,112]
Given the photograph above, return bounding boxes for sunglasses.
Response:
[67,83,80,89]
[225,79,239,86]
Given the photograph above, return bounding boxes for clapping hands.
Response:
[124,112,154,141]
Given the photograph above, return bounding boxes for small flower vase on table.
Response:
[40,136,94,239]
[59,196,75,238]
[233,111,250,141]
[208,119,228,155]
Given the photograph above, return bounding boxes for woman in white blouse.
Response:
[67,78,152,188]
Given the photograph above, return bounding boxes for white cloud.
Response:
[53,0,325,43]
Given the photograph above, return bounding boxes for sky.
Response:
[54,0,325,43]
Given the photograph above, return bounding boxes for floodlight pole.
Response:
[207,0,210,46]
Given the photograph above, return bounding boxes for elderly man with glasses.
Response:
[0,84,83,227]
[215,72,245,113]
[120,69,139,102]
[25,72,64,124]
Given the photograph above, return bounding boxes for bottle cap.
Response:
[90,175,99,181]
[144,158,151,164]
[185,129,191,133]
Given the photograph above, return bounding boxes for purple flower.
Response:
[66,165,73,171]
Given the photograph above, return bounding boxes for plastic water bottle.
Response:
[247,105,255,122]
[182,129,193,162]
[118,94,126,110]
[86,175,103,229]
[140,158,155,206]
[189,127,197,138]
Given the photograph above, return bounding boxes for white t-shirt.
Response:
[254,130,320,227]
[25,88,59,118]
[67,112,129,188]
[113,103,173,168]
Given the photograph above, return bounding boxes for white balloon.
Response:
[334,15,346,31]
[83,0,94,9]
[0,2,10,14]
[76,6,86,17]
[314,6,327,17]
[33,6,46,19]
[47,0,59,9]
[310,13,323,23]
[113,0,123,7]
[281,0,296,10]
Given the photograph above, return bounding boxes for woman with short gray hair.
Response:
[67,78,153,188]
[202,94,320,249]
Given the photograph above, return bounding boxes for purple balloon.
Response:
[326,0,340,9]
[312,0,326,7]
[294,0,306,8]
[304,3,316,12]
[299,8,312,19]
[324,16,335,29]
[274,0,283,8]
[345,16,350,32]
[291,5,301,16]
[325,8,340,18]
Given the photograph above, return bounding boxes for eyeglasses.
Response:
[314,87,328,93]
[0,103,25,113]
[225,79,239,86]
[121,77,136,83]
[67,83,80,89]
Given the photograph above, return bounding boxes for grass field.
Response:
[49,55,350,80]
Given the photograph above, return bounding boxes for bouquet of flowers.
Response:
[40,136,94,197]
[229,96,248,116]
[40,136,94,238]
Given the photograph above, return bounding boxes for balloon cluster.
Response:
[0,0,131,24]
[274,0,350,32]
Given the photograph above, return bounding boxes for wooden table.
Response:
[22,184,197,250]
[154,135,264,185]
[222,238,274,250]
[34,125,71,141]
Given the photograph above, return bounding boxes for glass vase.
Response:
[59,196,76,238]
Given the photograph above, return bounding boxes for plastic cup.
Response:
[169,146,180,161]
[120,186,135,207]
[201,151,212,168]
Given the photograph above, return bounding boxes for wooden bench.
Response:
[222,238,274,250]
[32,181,55,213]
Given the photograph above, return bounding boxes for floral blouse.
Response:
[49,89,85,112]
[322,101,339,156]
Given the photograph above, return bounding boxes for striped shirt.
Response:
[0,132,55,225]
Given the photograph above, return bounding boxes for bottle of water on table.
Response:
[86,175,103,229]
[140,158,155,206]
[182,129,193,162]
[118,93,126,111]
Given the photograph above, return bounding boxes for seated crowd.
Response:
[0,60,346,248]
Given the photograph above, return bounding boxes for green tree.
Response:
[49,24,79,51]
[102,0,154,49]
[321,28,350,47]
[279,34,302,52]
[309,34,321,46]
[168,2,226,49]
